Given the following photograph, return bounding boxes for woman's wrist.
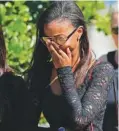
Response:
[57,66,72,76]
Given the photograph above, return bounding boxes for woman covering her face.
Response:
[26,1,115,131]
[0,25,28,131]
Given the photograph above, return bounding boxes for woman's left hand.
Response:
[46,41,72,69]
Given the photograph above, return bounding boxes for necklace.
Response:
[0,68,4,77]
[46,58,96,88]
[49,76,58,86]
[48,57,80,87]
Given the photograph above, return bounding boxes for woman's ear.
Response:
[76,26,83,41]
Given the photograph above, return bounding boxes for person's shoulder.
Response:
[99,50,118,69]
[107,50,118,69]
[99,54,108,62]
[0,72,24,82]
[0,72,26,91]
[107,50,117,60]
[86,60,115,88]
[99,50,116,61]
[90,60,114,76]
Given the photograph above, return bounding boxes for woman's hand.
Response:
[46,41,72,69]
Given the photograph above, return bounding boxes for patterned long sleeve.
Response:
[57,62,115,129]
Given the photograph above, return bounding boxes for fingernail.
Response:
[47,39,51,43]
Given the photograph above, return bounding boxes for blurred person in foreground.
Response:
[0,25,28,131]
[101,2,118,131]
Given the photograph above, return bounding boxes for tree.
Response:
[76,1,111,35]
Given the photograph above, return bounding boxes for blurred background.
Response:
[0,0,118,126]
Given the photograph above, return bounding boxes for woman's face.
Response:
[111,12,118,48]
[43,19,83,54]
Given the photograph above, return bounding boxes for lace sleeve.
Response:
[57,63,115,129]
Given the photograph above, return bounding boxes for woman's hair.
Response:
[27,1,91,90]
[0,25,6,69]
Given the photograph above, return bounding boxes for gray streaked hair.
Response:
[109,2,118,26]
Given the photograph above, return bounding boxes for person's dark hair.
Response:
[0,25,6,69]
[27,1,91,91]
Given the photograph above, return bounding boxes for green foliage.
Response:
[95,13,111,35]
[76,1,111,35]
[0,1,34,74]
[39,113,47,124]
[0,1,50,75]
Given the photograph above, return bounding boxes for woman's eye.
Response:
[48,37,53,40]
[57,36,66,41]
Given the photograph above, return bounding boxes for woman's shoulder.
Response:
[87,60,115,80]
[0,72,24,83]
[92,59,114,72]
[82,60,115,92]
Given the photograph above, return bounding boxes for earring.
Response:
[81,47,84,57]
[77,37,79,41]
[77,35,81,41]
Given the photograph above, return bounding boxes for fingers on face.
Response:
[51,42,69,58]
[48,44,61,58]
[46,41,72,60]
[47,41,60,55]
[51,41,60,51]
[66,47,72,59]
